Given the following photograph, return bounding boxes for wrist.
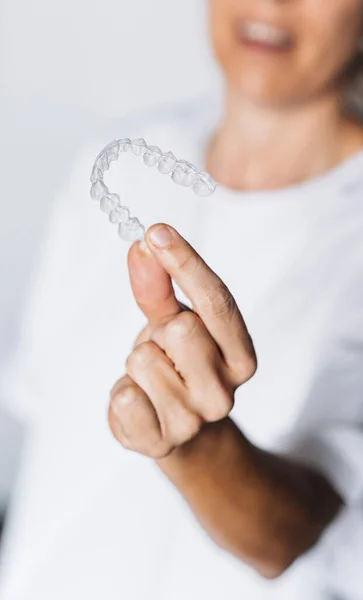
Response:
[155,418,256,480]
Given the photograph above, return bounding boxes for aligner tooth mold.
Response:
[90,137,217,243]
[171,160,198,187]
[143,145,162,167]
[158,151,176,175]
[119,138,131,152]
[130,138,147,156]
[193,172,216,197]
[100,193,120,215]
[90,180,109,202]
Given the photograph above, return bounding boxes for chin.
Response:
[225,64,305,108]
[229,74,290,107]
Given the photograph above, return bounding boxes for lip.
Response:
[236,18,295,54]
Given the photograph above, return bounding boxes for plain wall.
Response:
[0,0,217,363]
[0,0,217,510]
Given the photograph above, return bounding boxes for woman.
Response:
[1,1,363,598]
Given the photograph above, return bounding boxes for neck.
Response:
[206,87,361,191]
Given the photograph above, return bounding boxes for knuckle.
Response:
[119,437,134,452]
[111,383,139,408]
[246,352,258,380]
[108,404,122,442]
[231,351,258,386]
[186,413,203,438]
[108,403,135,450]
[165,311,200,341]
[108,384,140,443]
[203,390,234,423]
[126,341,155,372]
[126,429,167,458]
[149,440,174,459]
[201,280,236,322]
[133,323,151,348]
[173,411,203,444]
[110,376,125,401]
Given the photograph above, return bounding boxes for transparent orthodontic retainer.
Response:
[90,137,217,243]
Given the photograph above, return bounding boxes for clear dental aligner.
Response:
[90,137,217,243]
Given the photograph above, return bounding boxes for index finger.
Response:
[144,224,256,375]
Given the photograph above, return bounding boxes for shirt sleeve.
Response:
[274,356,363,598]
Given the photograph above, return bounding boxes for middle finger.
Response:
[150,311,234,422]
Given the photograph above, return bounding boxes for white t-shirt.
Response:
[1,92,363,600]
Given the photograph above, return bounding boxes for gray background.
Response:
[0,0,217,513]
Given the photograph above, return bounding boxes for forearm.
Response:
[156,417,343,579]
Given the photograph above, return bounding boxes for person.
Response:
[1,0,363,598]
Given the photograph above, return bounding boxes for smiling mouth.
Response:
[237,20,294,52]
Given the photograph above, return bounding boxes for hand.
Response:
[108,224,257,459]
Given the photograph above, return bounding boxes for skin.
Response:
[209,0,363,107]
[206,0,363,191]
[109,0,363,580]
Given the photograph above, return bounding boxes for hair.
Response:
[344,51,363,119]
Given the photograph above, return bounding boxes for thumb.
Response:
[128,239,181,328]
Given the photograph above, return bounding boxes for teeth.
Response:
[240,21,291,47]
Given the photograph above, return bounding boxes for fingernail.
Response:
[148,225,173,249]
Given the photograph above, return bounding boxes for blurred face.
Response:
[209,0,363,106]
